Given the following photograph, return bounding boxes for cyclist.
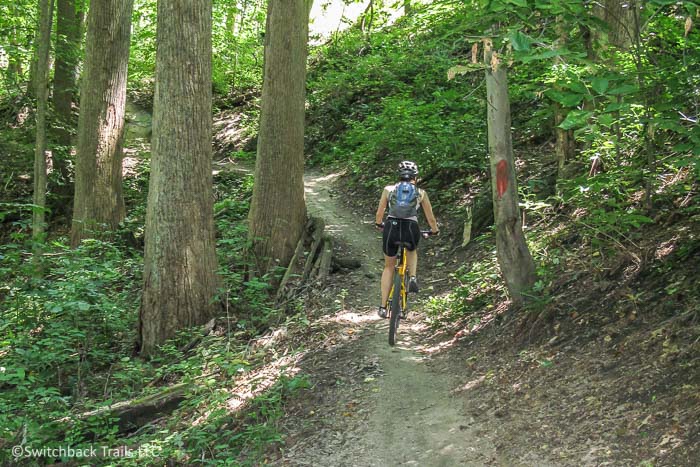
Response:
[374,161,439,318]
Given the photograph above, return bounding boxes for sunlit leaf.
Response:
[509,30,533,52]
[558,110,593,130]
[603,102,630,113]
[591,77,609,94]
[545,89,584,107]
[608,84,638,95]
[520,48,562,62]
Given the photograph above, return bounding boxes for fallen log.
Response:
[302,217,326,282]
[179,318,217,354]
[312,235,333,283]
[61,382,193,434]
[275,220,311,302]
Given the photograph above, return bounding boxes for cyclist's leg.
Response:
[406,249,418,277]
[405,220,421,292]
[380,220,400,312]
[381,254,397,306]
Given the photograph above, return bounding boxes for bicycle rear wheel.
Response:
[388,270,402,346]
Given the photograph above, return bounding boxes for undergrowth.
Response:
[0,166,309,464]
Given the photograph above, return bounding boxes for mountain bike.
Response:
[387,230,433,346]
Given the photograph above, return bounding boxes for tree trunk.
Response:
[484,39,536,305]
[139,0,220,358]
[6,3,25,90]
[553,16,575,183]
[52,0,83,202]
[553,101,575,181]
[32,0,55,243]
[593,0,641,51]
[247,0,310,276]
[70,0,132,246]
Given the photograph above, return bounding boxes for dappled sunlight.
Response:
[419,301,510,355]
[192,353,305,427]
[122,155,141,177]
[451,375,486,394]
[655,236,678,260]
[416,338,459,355]
[328,309,376,324]
[305,172,342,186]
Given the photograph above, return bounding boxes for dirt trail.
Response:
[273,172,505,466]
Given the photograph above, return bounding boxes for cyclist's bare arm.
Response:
[375,188,389,225]
[421,191,439,233]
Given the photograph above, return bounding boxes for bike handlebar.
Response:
[376,222,439,238]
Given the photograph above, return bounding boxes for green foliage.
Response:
[0,0,36,98]
[212,0,266,93]
[0,156,285,465]
[0,239,142,448]
[306,6,487,192]
[425,238,506,327]
[129,0,266,96]
[213,170,282,334]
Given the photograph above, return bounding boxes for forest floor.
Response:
[261,170,698,467]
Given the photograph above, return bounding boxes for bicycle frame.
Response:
[384,229,432,346]
[387,245,408,314]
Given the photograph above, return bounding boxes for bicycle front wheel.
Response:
[388,270,402,346]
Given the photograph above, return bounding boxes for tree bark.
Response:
[484,39,536,305]
[32,0,55,243]
[52,0,84,200]
[6,3,25,90]
[139,0,220,358]
[553,16,575,183]
[593,0,641,51]
[70,0,133,246]
[247,0,310,276]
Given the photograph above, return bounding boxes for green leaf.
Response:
[508,0,529,7]
[567,81,589,95]
[509,30,533,52]
[598,113,614,127]
[672,143,693,152]
[545,89,584,107]
[608,84,638,95]
[520,48,562,62]
[603,102,631,113]
[558,110,593,130]
[657,119,684,132]
[625,214,654,228]
[591,77,609,94]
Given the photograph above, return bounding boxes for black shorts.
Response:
[382,218,420,257]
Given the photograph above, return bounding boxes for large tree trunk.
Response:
[247,0,311,275]
[70,0,132,246]
[52,0,84,202]
[32,0,55,243]
[484,40,536,305]
[593,0,640,51]
[139,0,220,358]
